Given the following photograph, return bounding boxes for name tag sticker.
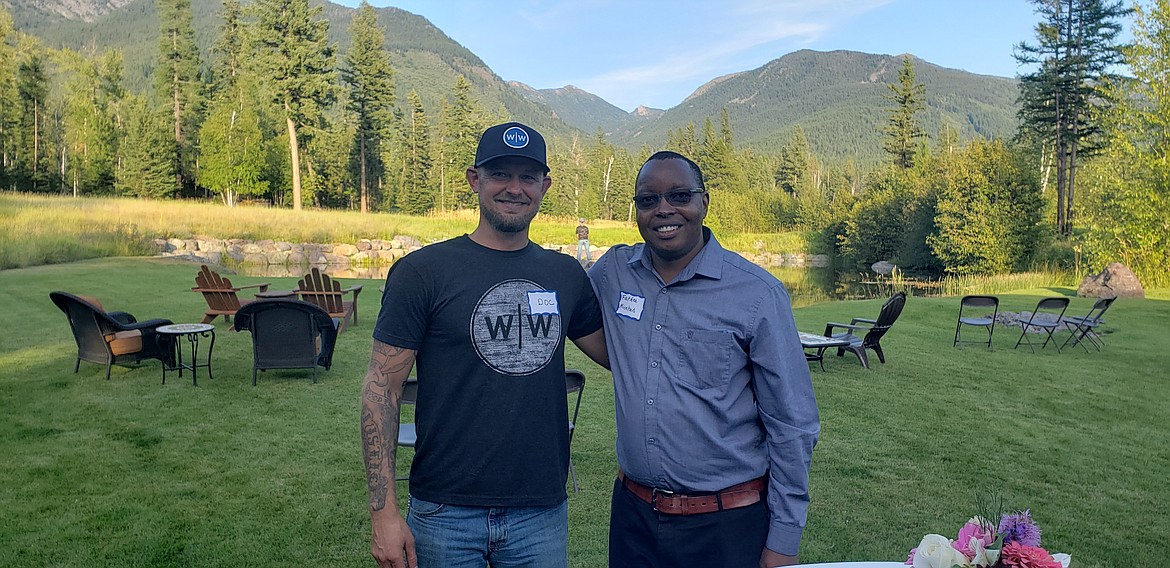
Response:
[527,290,560,315]
[616,291,645,321]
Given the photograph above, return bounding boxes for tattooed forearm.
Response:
[361,404,391,510]
[369,342,415,382]
[361,341,414,513]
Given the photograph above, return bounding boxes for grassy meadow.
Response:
[1,257,1167,567]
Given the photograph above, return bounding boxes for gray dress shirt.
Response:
[588,229,820,556]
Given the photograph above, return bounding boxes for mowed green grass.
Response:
[1,258,1167,567]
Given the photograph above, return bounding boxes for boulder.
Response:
[1078,262,1144,298]
[871,261,896,276]
[333,243,358,256]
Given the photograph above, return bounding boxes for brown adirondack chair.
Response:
[295,267,362,332]
[192,264,270,327]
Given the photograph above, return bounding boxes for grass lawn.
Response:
[1,258,1167,567]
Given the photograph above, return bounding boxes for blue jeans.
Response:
[407,495,568,568]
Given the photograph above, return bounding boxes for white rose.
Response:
[912,534,972,568]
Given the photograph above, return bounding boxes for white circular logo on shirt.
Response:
[470,279,561,376]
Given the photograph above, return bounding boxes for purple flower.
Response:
[999,510,1042,547]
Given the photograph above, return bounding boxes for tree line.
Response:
[0,0,1165,285]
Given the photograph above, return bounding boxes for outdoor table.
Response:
[254,289,297,299]
[798,331,852,371]
[157,323,216,386]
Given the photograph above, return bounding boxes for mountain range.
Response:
[6,0,1021,164]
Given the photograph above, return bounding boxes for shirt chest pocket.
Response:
[678,328,745,390]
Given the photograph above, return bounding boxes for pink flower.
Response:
[953,517,997,559]
[1000,542,1062,568]
[905,547,916,565]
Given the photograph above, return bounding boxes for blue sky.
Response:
[339,1,1044,112]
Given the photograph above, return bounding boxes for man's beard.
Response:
[481,204,534,234]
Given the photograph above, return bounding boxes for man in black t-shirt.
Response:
[361,121,609,568]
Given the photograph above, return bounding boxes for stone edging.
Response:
[153,236,829,269]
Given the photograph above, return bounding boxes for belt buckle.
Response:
[650,487,674,512]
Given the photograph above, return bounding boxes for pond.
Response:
[223,261,942,307]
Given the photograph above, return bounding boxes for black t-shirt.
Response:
[373,236,603,507]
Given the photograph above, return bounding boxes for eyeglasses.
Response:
[632,189,706,210]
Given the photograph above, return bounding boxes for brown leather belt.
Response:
[618,470,767,516]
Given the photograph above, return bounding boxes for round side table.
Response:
[157,323,216,386]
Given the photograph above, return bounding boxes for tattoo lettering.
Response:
[361,405,389,510]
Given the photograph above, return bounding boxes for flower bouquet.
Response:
[906,509,1071,568]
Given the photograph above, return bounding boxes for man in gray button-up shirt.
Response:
[589,151,819,568]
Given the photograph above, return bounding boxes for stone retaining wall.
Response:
[153,237,829,270]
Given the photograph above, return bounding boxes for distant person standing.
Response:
[575,218,590,263]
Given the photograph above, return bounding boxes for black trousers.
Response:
[608,478,769,568]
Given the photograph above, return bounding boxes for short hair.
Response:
[642,151,705,190]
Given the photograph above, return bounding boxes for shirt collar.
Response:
[630,227,724,282]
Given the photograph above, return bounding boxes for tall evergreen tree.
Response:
[211,0,244,95]
[399,90,432,214]
[16,53,49,191]
[775,126,813,197]
[1015,0,1128,236]
[155,0,202,195]
[117,95,176,198]
[0,7,19,188]
[436,76,483,211]
[342,1,397,214]
[882,56,926,169]
[250,0,336,210]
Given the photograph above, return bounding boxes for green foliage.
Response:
[342,1,397,214]
[882,56,926,169]
[197,93,269,206]
[1078,0,1170,287]
[1015,0,1130,236]
[398,90,432,214]
[249,0,337,209]
[154,0,202,195]
[434,76,484,212]
[115,94,175,198]
[927,140,1048,274]
[57,48,121,195]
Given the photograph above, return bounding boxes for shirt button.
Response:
[660,289,667,294]
[650,361,659,368]
[648,438,656,444]
[647,399,654,405]
[654,324,662,330]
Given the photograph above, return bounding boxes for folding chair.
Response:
[395,378,419,482]
[566,369,585,493]
[1061,296,1115,351]
[954,295,999,349]
[1013,297,1070,353]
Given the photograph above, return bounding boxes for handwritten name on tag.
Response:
[616,291,645,321]
[527,290,560,315]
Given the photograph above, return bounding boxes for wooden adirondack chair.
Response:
[192,264,270,327]
[295,267,362,333]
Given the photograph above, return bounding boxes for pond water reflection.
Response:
[225,261,940,307]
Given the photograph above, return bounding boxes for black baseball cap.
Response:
[474,122,549,173]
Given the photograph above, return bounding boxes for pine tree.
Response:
[210,0,244,96]
[117,95,176,198]
[436,76,484,211]
[399,90,432,214]
[155,0,202,196]
[1015,0,1129,236]
[16,53,49,191]
[0,6,19,188]
[342,1,397,214]
[882,56,926,169]
[250,0,336,210]
[775,126,813,197]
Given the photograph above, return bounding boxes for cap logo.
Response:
[502,126,529,149]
